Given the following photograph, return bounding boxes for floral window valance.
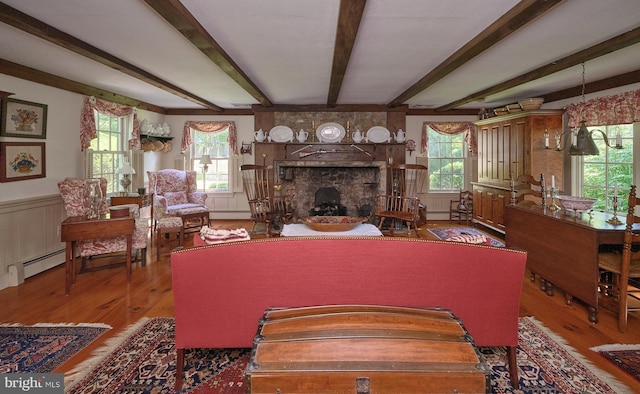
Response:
[80,96,140,151]
[422,122,477,156]
[181,121,238,155]
[565,88,640,128]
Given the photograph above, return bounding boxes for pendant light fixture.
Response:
[544,63,623,155]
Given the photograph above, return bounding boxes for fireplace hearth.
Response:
[274,160,387,219]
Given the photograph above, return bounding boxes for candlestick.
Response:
[607,194,623,225]
[548,187,560,211]
[544,129,549,149]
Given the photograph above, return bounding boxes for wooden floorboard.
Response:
[0,219,639,392]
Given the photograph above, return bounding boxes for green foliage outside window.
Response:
[192,128,230,192]
[582,124,634,212]
[427,128,465,191]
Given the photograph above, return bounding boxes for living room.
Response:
[1,1,640,392]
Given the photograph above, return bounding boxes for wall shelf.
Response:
[140,134,174,143]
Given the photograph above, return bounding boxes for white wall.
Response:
[0,75,85,202]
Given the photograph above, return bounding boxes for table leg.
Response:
[126,234,132,282]
[65,242,72,295]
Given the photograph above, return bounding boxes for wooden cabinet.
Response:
[473,110,563,232]
[472,183,509,232]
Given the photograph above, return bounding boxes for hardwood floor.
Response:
[1,219,639,392]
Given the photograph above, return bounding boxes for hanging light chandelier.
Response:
[544,63,623,155]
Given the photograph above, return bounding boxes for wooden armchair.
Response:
[58,177,148,270]
[375,164,428,236]
[240,165,289,236]
[450,190,473,225]
[510,173,546,206]
[598,185,640,332]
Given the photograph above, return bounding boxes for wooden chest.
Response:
[245,305,490,394]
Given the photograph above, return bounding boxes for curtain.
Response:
[80,96,140,151]
[565,88,640,128]
[422,122,477,156]
[181,121,238,155]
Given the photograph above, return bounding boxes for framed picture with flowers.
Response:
[1,98,48,138]
[0,142,46,182]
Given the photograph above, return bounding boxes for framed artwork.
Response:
[0,142,46,182]
[1,98,48,138]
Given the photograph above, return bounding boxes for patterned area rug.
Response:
[591,343,640,382]
[427,226,505,247]
[65,317,631,394]
[0,323,110,374]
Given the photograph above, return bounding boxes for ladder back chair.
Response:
[598,184,640,332]
[375,164,428,237]
[449,190,473,225]
[510,173,546,207]
[240,165,289,236]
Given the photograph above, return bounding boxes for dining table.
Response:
[504,202,638,323]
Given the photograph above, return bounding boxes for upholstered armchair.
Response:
[58,177,148,268]
[147,169,208,227]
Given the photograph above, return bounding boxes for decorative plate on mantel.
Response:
[366,126,390,143]
[269,126,294,142]
[316,122,346,143]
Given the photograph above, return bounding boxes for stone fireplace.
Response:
[274,160,387,219]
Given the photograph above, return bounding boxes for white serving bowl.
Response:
[556,195,597,211]
[518,98,544,111]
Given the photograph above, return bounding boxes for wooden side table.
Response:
[60,214,134,295]
[110,194,152,209]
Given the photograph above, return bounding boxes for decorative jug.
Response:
[352,129,363,143]
[255,129,266,142]
[394,129,406,143]
[296,129,308,142]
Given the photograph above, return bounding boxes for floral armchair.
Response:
[147,169,208,223]
[58,177,148,267]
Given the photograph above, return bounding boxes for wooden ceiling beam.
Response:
[143,0,272,107]
[437,26,640,111]
[541,69,640,103]
[388,0,564,107]
[0,58,167,113]
[326,0,367,107]
[0,2,221,111]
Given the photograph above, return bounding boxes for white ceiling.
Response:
[1,0,639,112]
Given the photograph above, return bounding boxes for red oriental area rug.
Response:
[592,343,640,382]
[0,323,110,374]
[64,317,632,394]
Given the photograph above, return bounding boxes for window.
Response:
[87,112,128,195]
[190,127,230,192]
[579,123,635,212]
[427,126,467,191]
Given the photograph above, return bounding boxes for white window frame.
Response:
[571,121,639,212]
[189,127,233,195]
[426,126,470,192]
[85,111,130,195]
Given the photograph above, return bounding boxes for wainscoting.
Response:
[0,195,66,290]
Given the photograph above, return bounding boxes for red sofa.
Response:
[171,237,527,390]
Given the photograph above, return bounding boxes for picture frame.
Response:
[1,98,48,138]
[0,142,46,182]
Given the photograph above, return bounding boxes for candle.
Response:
[616,132,622,147]
[614,183,618,196]
[544,131,549,149]
[551,175,555,188]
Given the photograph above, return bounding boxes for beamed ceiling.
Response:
[1,0,639,115]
